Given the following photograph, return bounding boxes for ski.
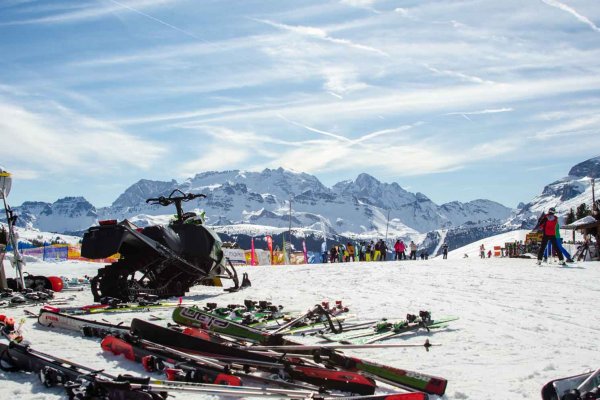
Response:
[172,306,448,395]
[173,304,345,344]
[244,340,436,352]
[41,298,190,316]
[37,308,130,337]
[326,314,458,345]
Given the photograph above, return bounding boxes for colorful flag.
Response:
[282,236,287,265]
[250,237,256,266]
[266,235,273,263]
[302,240,308,264]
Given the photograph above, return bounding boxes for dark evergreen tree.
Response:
[575,203,591,220]
[565,208,576,225]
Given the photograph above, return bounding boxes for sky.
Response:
[1,0,600,209]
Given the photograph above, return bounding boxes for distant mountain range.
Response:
[4,156,600,255]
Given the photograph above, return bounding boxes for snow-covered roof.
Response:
[563,215,600,229]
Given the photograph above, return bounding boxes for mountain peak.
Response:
[568,156,600,178]
[355,173,381,188]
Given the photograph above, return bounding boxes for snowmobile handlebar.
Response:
[146,190,207,224]
[146,191,206,206]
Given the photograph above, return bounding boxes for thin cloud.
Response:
[0,0,176,26]
[445,108,514,116]
[541,0,600,33]
[252,18,389,57]
[105,0,201,40]
[276,115,352,142]
[424,64,494,85]
[0,95,166,175]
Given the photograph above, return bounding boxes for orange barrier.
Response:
[494,246,502,257]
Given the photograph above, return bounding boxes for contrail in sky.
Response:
[541,0,600,33]
[106,0,202,39]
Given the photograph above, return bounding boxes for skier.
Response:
[346,242,355,262]
[536,207,566,266]
[380,240,388,261]
[399,240,406,260]
[394,240,402,260]
[373,240,381,261]
[329,245,338,263]
[479,244,485,259]
[359,241,366,261]
[442,243,449,259]
[543,219,574,262]
[321,241,328,264]
[409,241,417,260]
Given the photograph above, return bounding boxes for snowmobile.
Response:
[81,190,249,301]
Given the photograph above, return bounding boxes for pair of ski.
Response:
[41,298,190,316]
[320,313,458,345]
[32,310,427,399]
[172,305,448,396]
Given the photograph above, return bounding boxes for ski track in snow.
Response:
[1,257,598,399]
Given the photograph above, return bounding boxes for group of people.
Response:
[393,239,422,260]
[321,239,433,263]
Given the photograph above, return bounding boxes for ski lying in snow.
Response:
[541,369,600,400]
[37,308,130,337]
[42,298,190,316]
[172,306,448,396]
[322,313,458,345]
[173,304,344,344]
[130,318,378,395]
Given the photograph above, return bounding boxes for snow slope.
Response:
[1,256,598,399]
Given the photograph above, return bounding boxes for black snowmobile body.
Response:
[81,191,248,301]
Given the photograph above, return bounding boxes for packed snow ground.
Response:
[1,254,598,399]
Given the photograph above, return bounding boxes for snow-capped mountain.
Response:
[508,156,600,228]
[4,167,513,244]
[92,168,512,241]
[5,197,97,235]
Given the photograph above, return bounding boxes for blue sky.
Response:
[1,0,599,209]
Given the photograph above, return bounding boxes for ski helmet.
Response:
[548,207,556,214]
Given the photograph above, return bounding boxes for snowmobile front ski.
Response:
[541,369,600,400]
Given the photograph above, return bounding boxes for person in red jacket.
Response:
[394,240,402,260]
[536,207,566,266]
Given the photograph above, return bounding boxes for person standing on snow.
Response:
[346,242,355,262]
[536,207,566,266]
[321,241,328,264]
[479,244,486,259]
[409,241,417,260]
[442,243,449,259]
[394,240,402,260]
[380,240,388,261]
[399,240,406,259]
[330,245,338,263]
